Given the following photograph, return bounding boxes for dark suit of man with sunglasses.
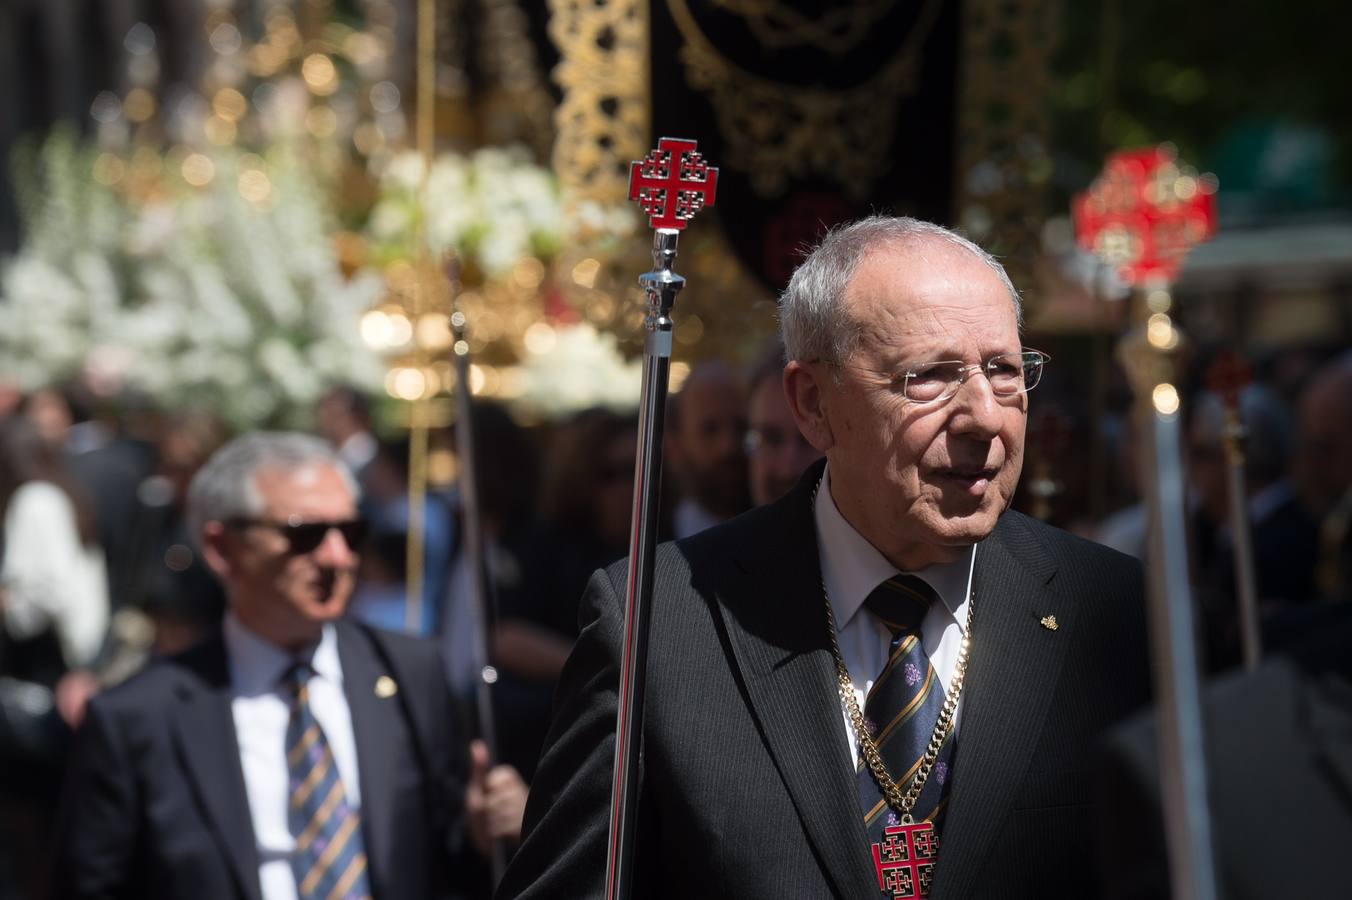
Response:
[52,432,525,900]
[500,218,1151,899]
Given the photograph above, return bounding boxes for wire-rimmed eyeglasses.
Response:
[830,349,1050,405]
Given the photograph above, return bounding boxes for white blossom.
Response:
[368,145,565,279]
[516,323,642,418]
[0,133,383,428]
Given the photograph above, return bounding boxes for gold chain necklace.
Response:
[814,482,974,823]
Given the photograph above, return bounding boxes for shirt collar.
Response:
[674,497,723,538]
[814,463,975,633]
[222,612,342,697]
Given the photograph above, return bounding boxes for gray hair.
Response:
[185,431,359,540]
[778,216,1022,364]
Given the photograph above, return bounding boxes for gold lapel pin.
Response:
[1039,615,1059,632]
[374,675,398,698]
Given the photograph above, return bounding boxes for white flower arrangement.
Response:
[366,145,564,279]
[1,130,648,426]
[515,322,643,419]
[0,131,385,428]
[363,145,654,420]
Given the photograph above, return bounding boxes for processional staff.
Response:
[605,137,719,900]
[405,0,505,881]
[446,262,507,887]
[1205,350,1262,670]
[1074,145,1220,900]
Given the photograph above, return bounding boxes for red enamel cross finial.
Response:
[628,137,719,231]
[1072,145,1218,286]
[1205,350,1252,409]
[1030,404,1075,459]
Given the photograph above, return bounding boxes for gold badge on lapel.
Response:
[374,675,398,698]
[1039,615,1059,632]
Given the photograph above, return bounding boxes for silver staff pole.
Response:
[605,138,718,900]
[449,287,506,887]
[1210,360,1262,670]
[1119,284,1218,900]
[1223,406,1262,669]
[1076,146,1219,899]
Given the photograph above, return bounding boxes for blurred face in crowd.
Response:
[0,382,21,420]
[315,391,367,446]
[786,237,1027,570]
[1296,366,1352,517]
[24,387,73,449]
[595,431,639,550]
[203,462,361,650]
[669,366,749,519]
[159,414,226,497]
[747,373,823,506]
[1187,416,1229,524]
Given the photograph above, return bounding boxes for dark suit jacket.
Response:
[52,619,475,900]
[499,462,1151,899]
[1098,612,1352,899]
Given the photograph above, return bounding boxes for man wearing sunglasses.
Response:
[501,217,1151,899]
[53,431,525,900]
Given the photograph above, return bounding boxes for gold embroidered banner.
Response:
[548,0,1054,357]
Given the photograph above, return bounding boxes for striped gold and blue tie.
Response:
[857,575,957,842]
[284,663,372,900]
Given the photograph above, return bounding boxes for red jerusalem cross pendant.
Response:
[872,820,939,899]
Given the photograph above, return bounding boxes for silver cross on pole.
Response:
[604,137,719,900]
[1076,145,1220,900]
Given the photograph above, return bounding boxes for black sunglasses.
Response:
[226,517,369,555]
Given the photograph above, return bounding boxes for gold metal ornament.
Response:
[955,0,1058,289]
[548,0,651,206]
[665,0,943,199]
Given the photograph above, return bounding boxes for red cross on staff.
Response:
[1205,350,1252,410]
[1076,143,1225,900]
[1030,404,1075,460]
[1072,145,1217,286]
[607,136,719,900]
[628,137,719,231]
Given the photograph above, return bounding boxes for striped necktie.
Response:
[857,575,957,841]
[284,663,372,900]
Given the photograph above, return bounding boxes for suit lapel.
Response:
[713,469,879,898]
[931,514,1067,900]
[337,621,402,897]
[169,637,263,900]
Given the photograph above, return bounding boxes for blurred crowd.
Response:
[0,337,1348,898]
[1082,346,1352,669]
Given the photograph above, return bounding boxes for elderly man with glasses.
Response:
[499,217,1150,900]
[53,431,526,900]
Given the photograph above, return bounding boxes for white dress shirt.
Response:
[223,615,363,900]
[673,497,724,539]
[814,465,976,768]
